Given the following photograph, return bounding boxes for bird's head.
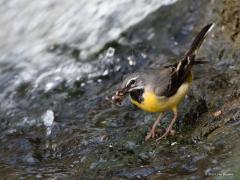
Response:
[112,73,145,104]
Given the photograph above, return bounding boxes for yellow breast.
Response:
[130,72,193,112]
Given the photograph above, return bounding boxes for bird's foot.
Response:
[156,128,175,141]
[145,128,156,141]
[145,127,164,141]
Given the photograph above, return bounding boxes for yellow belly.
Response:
[131,72,193,112]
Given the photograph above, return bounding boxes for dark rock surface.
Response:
[0,0,239,179]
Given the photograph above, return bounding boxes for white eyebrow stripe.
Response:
[128,86,144,92]
[126,76,139,87]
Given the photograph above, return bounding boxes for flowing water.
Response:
[0,0,240,179]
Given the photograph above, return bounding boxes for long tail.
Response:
[175,23,214,72]
[183,23,215,62]
[165,23,215,70]
[163,24,214,97]
[168,23,214,91]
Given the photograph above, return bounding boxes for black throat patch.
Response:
[130,89,144,103]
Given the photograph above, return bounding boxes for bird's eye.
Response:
[126,78,137,88]
[129,79,136,85]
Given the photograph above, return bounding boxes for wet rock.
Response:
[123,141,136,153]
[1,0,240,179]
[115,167,157,179]
[138,151,156,164]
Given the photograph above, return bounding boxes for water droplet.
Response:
[102,69,109,76]
[42,110,54,136]
[128,56,137,66]
[141,53,147,59]
[80,82,86,87]
[42,110,54,127]
[114,65,121,71]
[45,82,56,92]
[106,47,115,57]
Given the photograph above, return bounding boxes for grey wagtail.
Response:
[112,24,214,141]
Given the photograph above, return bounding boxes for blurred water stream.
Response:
[0,0,240,179]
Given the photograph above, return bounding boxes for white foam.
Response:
[42,110,54,127]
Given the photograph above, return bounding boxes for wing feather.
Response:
[153,24,214,97]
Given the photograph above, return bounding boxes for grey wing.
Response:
[153,24,214,97]
[152,67,180,97]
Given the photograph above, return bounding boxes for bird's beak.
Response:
[112,86,130,104]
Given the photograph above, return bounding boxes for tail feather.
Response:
[176,23,214,71]
[165,24,214,97]
[166,23,214,70]
[184,23,215,59]
[171,23,214,88]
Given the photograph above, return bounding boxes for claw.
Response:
[156,128,170,141]
[145,129,155,141]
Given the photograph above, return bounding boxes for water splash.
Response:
[42,110,54,136]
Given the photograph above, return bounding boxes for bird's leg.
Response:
[145,112,165,141]
[156,108,178,141]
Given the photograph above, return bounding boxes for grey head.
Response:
[112,69,169,104]
[112,72,147,104]
[118,72,148,95]
[118,69,167,93]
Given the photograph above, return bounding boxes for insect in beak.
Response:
[112,86,130,104]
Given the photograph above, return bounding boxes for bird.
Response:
[112,23,214,141]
